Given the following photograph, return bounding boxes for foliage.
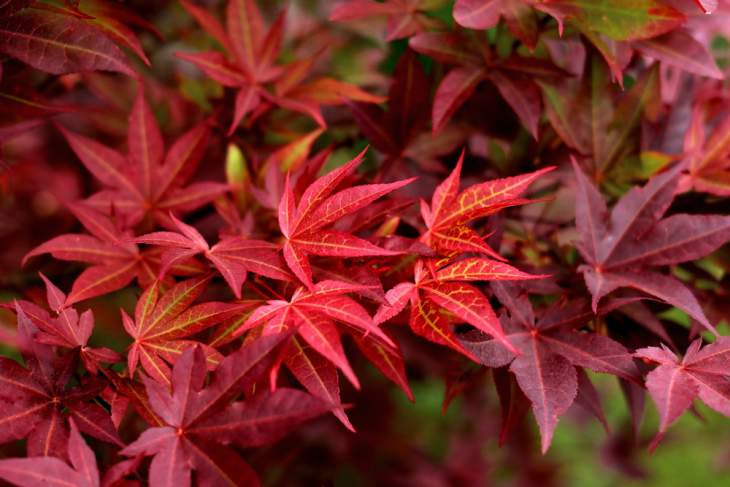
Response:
[1,0,730,485]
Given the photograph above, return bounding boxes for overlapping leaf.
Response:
[539,58,661,176]
[121,339,327,487]
[0,419,139,487]
[235,280,402,428]
[682,103,730,195]
[410,30,565,135]
[23,203,205,305]
[135,213,292,298]
[421,151,553,257]
[375,257,543,358]
[0,305,123,458]
[12,273,119,373]
[277,148,413,289]
[179,0,383,133]
[122,276,246,385]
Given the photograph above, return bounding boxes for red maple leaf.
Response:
[373,156,551,356]
[636,338,730,451]
[178,0,384,134]
[375,257,540,358]
[23,203,206,305]
[234,280,401,429]
[681,100,730,195]
[462,282,641,452]
[573,160,730,332]
[12,273,119,373]
[135,213,293,298]
[420,151,554,258]
[0,418,140,487]
[58,85,226,230]
[277,148,414,289]
[348,48,466,178]
[122,276,247,386]
[0,305,123,458]
[121,337,327,486]
[409,30,565,135]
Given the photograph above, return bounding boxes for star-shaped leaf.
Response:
[462,282,641,452]
[59,86,224,229]
[121,338,327,487]
[235,280,399,429]
[636,338,730,451]
[179,0,383,134]
[12,273,120,373]
[573,160,730,331]
[0,305,123,458]
[421,151,554,257]
[277,148,414,289]
[376,257,543,358]
[122,276,246,385]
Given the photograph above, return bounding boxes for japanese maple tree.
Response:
[1,0,730,485]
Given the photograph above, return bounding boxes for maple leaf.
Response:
[573,160,730,331]
[0,6,135,76]
[121,338,328,487]
[346,48,467,179]
[135,213,293,298]
[453,0,540,48]
[461,282,641,452]
[178,0,384,134]
[374,257,543,359]
[409,30,566,135]
[122,276,247,386]
[330,0,446,41]
[23,203,206,305]
[636,338,730,451]
[420,152,555,257]
[12,273,120,373]
[0,305,123,458]
[0,418,140,487]
[234,280,399,429]
[58,85,226,229]
[369,157,551,357]
[277,148,414,289]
